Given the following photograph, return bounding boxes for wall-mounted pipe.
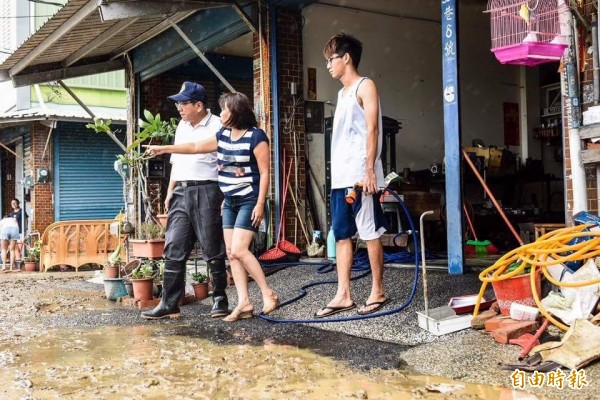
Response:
[565,13,588,214]
[270,5,281,238]
[592,14,599,105]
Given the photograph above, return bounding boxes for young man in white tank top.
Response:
[315,33,390,318]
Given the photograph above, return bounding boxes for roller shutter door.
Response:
[54,122,124,221]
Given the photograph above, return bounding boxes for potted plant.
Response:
[131,262,156,301]
[156,213,168,229]
[23,240,41,272]
[104,249,122,279]
[87,111,176,253]
[129,222,165,258]
[191,272,209,300]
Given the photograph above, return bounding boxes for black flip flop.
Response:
[357,298,392,315]
[313,303,357,319]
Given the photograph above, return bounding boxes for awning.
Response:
[0,0,237,87]
[0,103,126,124]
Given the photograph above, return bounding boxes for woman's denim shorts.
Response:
[222,195,259,232]
[0,227,19,241]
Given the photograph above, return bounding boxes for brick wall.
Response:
[274,8,308,247]
[569,0,599,223]
[142,75,253,120]
[140,73,254,215]
[30,122,53,233]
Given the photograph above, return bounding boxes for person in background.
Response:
[145,92,279,322]
[9,198,27,261]
[141,81,229,320]
[0,215,20,271]
[315,32,390,318]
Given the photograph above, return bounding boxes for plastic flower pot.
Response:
[157,214,168,229]
[104,265,119,279]
[491,271,542,316]
[24,261,38,272]
[192,282,209,300]
[131,277,154,301]
[129,239,165,258]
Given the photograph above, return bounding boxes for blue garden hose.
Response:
[258,188,422,323]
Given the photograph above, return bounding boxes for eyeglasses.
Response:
[325,55,342,66]
[175,101,194,107]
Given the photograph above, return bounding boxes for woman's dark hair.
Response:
[219,92,258,130]
[323,32,363,69]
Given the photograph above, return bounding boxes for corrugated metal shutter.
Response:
[54,122,124,221]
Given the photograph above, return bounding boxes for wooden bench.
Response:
[534,223,566,241]
[40,220,123,272]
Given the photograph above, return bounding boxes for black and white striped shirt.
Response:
[216,127,269,197]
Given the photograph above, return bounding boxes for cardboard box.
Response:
[400,191,441,221]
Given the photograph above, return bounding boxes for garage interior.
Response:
[0,0,572,269]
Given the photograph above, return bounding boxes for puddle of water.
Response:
[0,325,541,399]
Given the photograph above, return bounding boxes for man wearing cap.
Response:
[142,81,229,320]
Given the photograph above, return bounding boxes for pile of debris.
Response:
[471,210,600,371]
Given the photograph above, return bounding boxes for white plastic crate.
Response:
[417,308,473,336]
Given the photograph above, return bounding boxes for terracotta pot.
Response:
[24,261,38,272]
[157,214,168,229]
[192,282,209,300]
[129,239,165,259]
[104,265,119,279]
[131,277,154,301]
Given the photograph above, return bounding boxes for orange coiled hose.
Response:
[473,224,600,331]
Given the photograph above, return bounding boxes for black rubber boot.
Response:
[141,261,185,320]
[209,259,229,318]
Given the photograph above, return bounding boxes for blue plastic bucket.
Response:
[103,278,128,301]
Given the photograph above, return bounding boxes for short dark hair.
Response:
[323,32,363,69]
[218,92,258,130]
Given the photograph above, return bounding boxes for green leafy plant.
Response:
[155,260,165,284]
[137,110,177,146]
[24,240,41,262]
[191,272,207,284]
[86,111,176,236]
[131,262,154,279]
[107,246,122,267]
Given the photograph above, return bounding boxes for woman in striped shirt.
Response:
[146,92,279,322]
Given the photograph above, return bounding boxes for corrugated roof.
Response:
[0,0,236,85]
[0,103,126,124]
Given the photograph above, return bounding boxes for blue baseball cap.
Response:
[168,81,206,103]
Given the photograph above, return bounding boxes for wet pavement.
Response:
[0,266,595,399]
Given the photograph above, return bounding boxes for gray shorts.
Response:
[0,227,19,241]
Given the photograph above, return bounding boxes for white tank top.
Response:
[331,77,385,189]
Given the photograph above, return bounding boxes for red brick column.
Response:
[262,7,308,247]
[277,8,307,247]
[30,122,54,234]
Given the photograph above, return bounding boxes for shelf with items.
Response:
[533,126,561,139]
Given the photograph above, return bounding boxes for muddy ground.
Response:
[0,270,595,399]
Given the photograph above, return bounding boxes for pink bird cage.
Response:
[485,0,568,66]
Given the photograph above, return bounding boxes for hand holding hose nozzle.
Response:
[345,183,363,204]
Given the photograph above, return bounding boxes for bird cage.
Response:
[485,0,568,66]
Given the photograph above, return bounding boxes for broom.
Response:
[463,203,498,256]
[258,156,301,263]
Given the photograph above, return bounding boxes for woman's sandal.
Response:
[222,307,254,322]
[262,295,280,315]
